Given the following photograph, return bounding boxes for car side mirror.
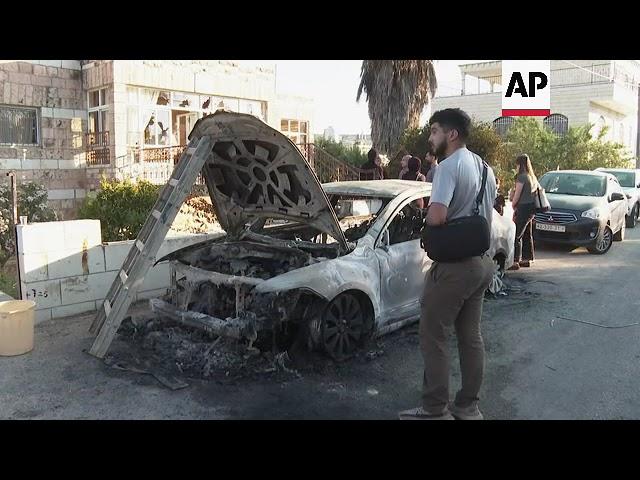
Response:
[637,183,640,189]
[610,192,625,202]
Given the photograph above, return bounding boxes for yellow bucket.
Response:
[0,300,36,356]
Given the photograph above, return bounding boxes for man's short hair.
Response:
[429,108,471,141]
[367,148,378,163]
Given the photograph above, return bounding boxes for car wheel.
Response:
[614,220,625,242]
[626,205,638,228]
[587,226,613,254]
[321,292,373,361]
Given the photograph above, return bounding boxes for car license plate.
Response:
[536,223,565,233]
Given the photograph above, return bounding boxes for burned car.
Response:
[152,112,515,360]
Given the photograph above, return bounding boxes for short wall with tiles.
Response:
[16,219,219,323]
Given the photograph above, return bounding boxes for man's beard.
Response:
[431,141,447,158]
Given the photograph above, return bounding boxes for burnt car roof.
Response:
[322,180,431,198]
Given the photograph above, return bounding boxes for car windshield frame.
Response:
[539,173,607,197]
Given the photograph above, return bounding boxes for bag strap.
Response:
[473,161,489,215]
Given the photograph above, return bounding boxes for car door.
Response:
[609,177,626,230]
[375,195,431,323]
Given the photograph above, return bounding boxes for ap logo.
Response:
[502,60,551,116]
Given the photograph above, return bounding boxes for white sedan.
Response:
[154,112,516,360]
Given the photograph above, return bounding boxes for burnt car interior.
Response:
[330,195,388,242]
[387,197,430,245]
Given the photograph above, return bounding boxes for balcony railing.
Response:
[86,148,111,166]
[115,145,204,185]
[113,143,380,186]
[135,145,187,164]
[85,131,109,147]
[85,131,111,166]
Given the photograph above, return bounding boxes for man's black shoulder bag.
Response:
[420,162,491,262]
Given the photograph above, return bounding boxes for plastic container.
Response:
[0,300,36,356]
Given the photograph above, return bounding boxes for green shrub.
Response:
[0,182,57,268]
[78,178,161,242]
[398,118,634,194]
[315,137,369,167]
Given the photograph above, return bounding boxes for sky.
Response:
[236,60,475,137]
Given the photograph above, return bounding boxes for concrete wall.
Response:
[0,61,89,219]
[16,219,218,323]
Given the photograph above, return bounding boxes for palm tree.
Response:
[357,60,438,157]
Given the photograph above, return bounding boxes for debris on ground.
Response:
[105,312,332,389]
[487,264,508,297]
[365,349,385,361]
[104,354,189,390]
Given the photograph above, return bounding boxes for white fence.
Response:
[16,220,218,323]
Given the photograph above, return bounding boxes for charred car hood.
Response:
[188,111,348,251]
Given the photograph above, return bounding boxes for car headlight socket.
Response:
[582,208,601,220]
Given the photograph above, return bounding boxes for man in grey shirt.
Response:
[399,108,496,421]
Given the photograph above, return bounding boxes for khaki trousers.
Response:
[419,254,495,413]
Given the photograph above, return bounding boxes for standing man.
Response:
[424,146,439,183]
[399,108,496,421]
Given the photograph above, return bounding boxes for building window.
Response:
[493,116,514,138]
[239,99,267,122]
[281,119,309,144]
[543,114,569,137]
[87,88,109,147]
[125,86,266,147]
[0,105,39,145]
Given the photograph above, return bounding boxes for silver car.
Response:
[153,112,515,360]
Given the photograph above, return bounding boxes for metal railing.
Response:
[85,131,109,147]
[114,146,204,186]
[136,145,187,164]
[111,142,374,187]
[296,143,378,183]
[86,148,111,166]
[0,106,38,145]
[84,131,111,166]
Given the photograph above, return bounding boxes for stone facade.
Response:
[0,60,88,219]
[1,60,315,219]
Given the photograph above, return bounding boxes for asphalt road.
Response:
[2,227,640,419]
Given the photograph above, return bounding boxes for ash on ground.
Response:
[105,313,391,388]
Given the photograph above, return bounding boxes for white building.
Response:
[432,60,640,161]
[340,133,372,153]
[0,60,316,218]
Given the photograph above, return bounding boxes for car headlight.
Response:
[581,207,602,219]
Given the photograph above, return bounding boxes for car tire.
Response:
[614,220,625,242]
[626,205,638,228]
[320,292,374,361]
[587,226,613,254]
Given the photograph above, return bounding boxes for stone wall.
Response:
[0,60,89,219]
